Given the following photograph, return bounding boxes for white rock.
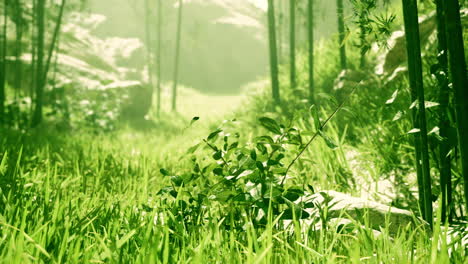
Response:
[289,191,426,235]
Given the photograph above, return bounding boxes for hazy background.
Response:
[88,0,267,94]
[87,0,341,95]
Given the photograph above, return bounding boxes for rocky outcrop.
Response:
[5,12,142,92]
[5,12,152,119]
[89,0,268,94]
[284,191,427,236]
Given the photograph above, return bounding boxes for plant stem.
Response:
[281,81,362,185]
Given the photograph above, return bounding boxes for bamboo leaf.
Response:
[425,101,440,108]
[392,111,403,121]
[386,89,399,104]
[408,128,421,134]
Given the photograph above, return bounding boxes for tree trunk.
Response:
[267,0,280,103]
[402,0,433,226]
[31,0,65,127]
[435,0,452,222]
[277,0,283,62]
[10,0,23,128]
[172,0,183,112]
[0,0,7,124]
[336,0,347,70]
[44,0,66,83]
[144,0,154,110]
[282,0,288,64]
[307,0,314,104]
[289,0,296,89]
[14,0,23,100]
[156,0,162,116]
[31,0,46,127]
[30,0,37,117]
[444,0,468,215]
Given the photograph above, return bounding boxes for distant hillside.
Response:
[88,0,268,94]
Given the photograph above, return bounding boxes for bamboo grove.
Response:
[265,0,467,225]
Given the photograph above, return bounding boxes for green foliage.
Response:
[1,1,468,262]
[0,119,466,263]
[349,0,396,54]
[3,96,31,128]
[158,116,316,229]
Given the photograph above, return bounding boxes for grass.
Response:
[1,13,468,263]
[0,136,460,263]
[0,90,466,263]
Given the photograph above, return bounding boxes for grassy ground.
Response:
[1,15,468,263]
[1,80,466,263]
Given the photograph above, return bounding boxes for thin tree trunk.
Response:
[277,0,282,62]
[336,0,347,70]
[414,143,425,220]
[282,0,288,64]
[156,0,162,116]
[30,0,37,117]
[14,0,23,100]
[0,0,7,124]
[172,0,183,112]
[267,0,280,102]
[402,0,433,226]
[435,0,452,222]
[144,0,154,107]
[12,0,23,128]
[444,0,468,213]
[31,0,45,127]
[289,0,296,89]
[43,0,66,83]
[51,40,60,90]
[307,0,314,104]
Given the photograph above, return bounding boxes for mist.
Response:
[1,0,467,262]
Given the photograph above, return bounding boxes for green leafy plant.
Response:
[158,88,355,229]
[158,117,308,228]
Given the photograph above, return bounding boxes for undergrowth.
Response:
[1,13,467,263]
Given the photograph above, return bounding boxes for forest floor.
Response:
[2,80,467,263]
